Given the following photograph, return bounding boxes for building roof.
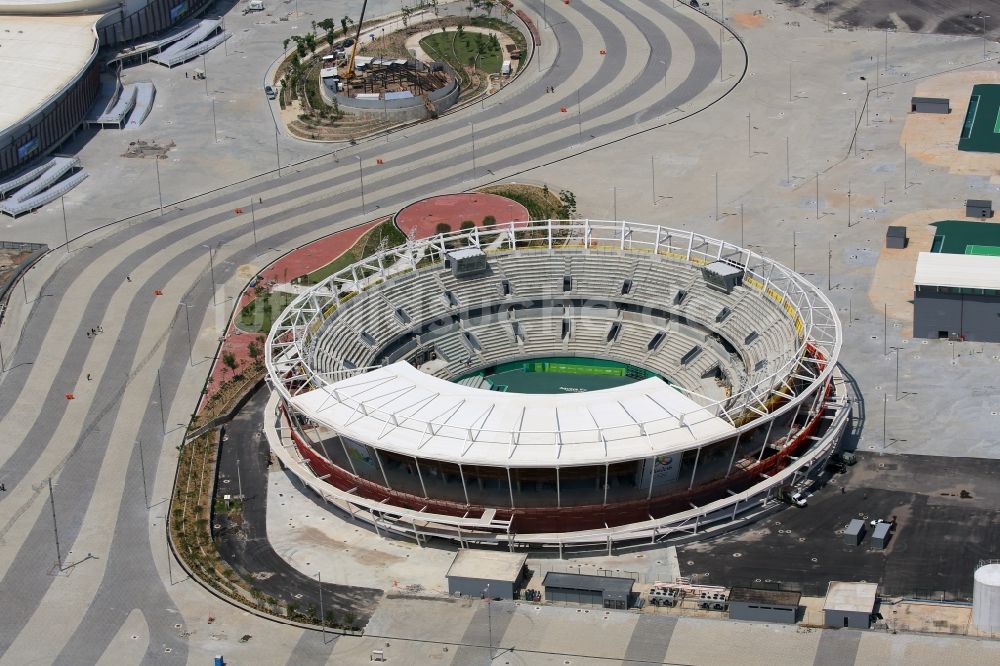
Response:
[447,247,486,260]
[823,581,878,613]
[446,549,527,583]
[290,361,736,467]
[0,15,99,133]
[886,226,906,237]
[967,199,992,207]
[914,252,1000,290]
[911,97,949,104]
[542,572,634,596]
[704,261,743,277]
[728,586,801,606]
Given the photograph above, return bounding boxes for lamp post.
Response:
[483,584,493,659]
[155,156,164,215]
[249,198,259,257]
[470,123,477,180]
[356,156,366,213]
[202,244,218,306]
[983,15,992,59]
[61,196,70,253]
[137,439,149,509]
[179,302,194,367]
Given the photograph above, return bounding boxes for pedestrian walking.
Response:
[0,483,5,492]
[97,325,103,334]
[86,331,91,339]
[91,328,96,336]
[126,274,132,282]
[259,197,263,205]
[86,373,91,381]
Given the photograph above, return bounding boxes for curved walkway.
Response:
[0,1,739,662]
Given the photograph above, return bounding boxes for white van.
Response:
[248,0,264,10]
[501,60,511,76]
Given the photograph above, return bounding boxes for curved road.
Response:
[0,1,740,663]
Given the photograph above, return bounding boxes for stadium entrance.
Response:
[454,357,665,394]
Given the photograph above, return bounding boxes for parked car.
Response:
[342,38,355,48]
[264,85,276,100]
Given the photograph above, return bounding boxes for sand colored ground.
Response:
[900,70,1000,179]
[867,208,961,337]
[732,12,767,29]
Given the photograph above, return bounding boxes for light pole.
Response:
[792,231,797,273]
[577,90,582,141]
[202,53,208,95]
[49,477,63,571]
[275,128,281,177]
[0,336,5,372]
[61,196,69,253]
[236,457,243,500]
[983,15,991,59]
[155,156,164,215]
[470,123,477,180]
[202,244,218,306]
[318,571,326,643]
[211,98,218,143]
[651,155,656,207]
[179,302,194,367]
[249,198,260,257]
[356,156,366,213]
[483,584,493,659]
[889,346,902,400]
[137,439,149,509]
[659,59,667,95]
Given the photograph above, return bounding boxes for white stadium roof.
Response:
[290,361,736,467]
[914,252,1000,291]
[0,15,99,132]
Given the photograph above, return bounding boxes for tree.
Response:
[460,220,476,230]
[282,38,290,51]
[482,215,497,226]
[558,189,578,218]
[435,222,452,235]
[222,351,237,373]
[341,15,354,36]
[247,341,261,361]
[401,5,413,29]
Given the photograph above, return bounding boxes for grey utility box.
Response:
[885,226,907,249]
[844,519,866,546]
[911,97,950,114]
[871,522,891,550]
[966,199,993,219]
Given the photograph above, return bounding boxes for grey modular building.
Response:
[446,549,527,600]
[910,97,950,114]
[541,572,635,610]
[824,581,878,629]
[913,252,1000,342]
[966,199,993,218]
[728,587,801,624]
[885,226,907,249]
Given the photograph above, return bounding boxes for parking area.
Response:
[679,453,1000,599]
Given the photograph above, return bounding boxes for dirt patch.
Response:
[731,12,767,29]
[0,248,35,287]
[900,69,1000,180]
[867,208,957,336]
[297,526,406,567]
[395,192,529,238]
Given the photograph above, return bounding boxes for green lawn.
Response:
[420,30,503,74]
[237,291,297,333]
[301,218,407,285]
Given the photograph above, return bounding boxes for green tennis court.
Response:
[959,85,1000,153]
[454,356,664,394]
[965,244,1000,256]
[931,220,1000,255]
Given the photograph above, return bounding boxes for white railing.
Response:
[266,220,842,449]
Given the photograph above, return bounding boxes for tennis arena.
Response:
[264,220,849,551]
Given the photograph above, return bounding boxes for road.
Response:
[0,0,734,662]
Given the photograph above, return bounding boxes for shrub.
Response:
[435,222,452,235]
[460,220,476,230]
[482,215,497,226]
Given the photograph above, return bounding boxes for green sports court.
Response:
[930,220,1000,255]
[958,84,1000,153]
[453,357,666,394]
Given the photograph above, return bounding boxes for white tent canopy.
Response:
[290,362,736,467]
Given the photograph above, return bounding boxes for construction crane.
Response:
[343,0,370,82]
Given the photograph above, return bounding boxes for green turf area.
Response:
[419,30,503,75]
[931,220,1000,255]
[958,85,1000,152]
[236,290,296,333]
[454,357,664,394]
[300,218,406,285]
[965,244,1000,256]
